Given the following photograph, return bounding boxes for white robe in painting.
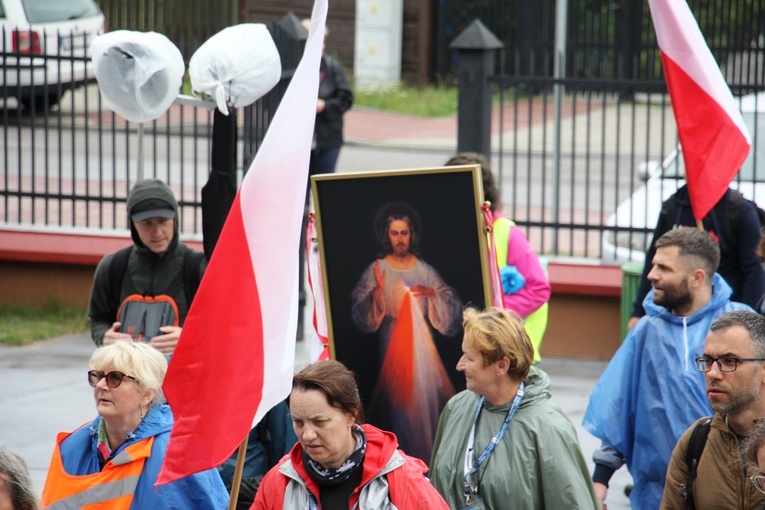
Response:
[351,258,462,461]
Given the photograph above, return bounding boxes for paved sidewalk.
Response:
[0,333,633,508]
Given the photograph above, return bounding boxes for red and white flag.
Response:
[306,215,330,361]
[648,0,751,221]
[156,0,327,485]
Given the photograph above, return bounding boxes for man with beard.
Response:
[661,311,765,509]
[582,228,753,510]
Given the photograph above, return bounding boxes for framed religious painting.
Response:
[310,165,493,463]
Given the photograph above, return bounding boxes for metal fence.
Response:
[436,0,765,90]
[487,76,765,262]
[96,0,237,65]
[0,16,304,238]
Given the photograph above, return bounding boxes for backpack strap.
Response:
[680,417,712,510]
[660,192,679,231]
[182,249,206,307]
[108,246,134,318]
[726,189,745,235]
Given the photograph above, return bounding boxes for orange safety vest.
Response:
[42,427,154,510]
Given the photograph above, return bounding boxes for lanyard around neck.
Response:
[463,382,525,496]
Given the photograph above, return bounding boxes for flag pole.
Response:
[228,436,250,510]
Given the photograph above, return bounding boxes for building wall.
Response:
[240,0,356,77]
[1,260,621,360]
[240,0,432,84]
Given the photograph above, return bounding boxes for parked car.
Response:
[0,0,105,110]
[602,91,765,262]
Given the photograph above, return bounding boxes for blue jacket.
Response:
[582,274,752,510]
[59,404,229,509]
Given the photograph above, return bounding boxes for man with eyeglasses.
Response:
[661,311,765,509]
[583,228,753,510]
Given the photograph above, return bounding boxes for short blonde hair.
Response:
[463,308,533,380]
[89,342,167,405]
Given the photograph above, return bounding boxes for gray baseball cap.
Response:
[131,198,176,222]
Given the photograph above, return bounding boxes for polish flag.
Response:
[648,0,750,221]
[306,215,330,361]
[156,0,326,485]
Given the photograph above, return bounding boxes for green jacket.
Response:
[429,367,598,509]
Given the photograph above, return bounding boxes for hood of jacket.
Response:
[126,179,179,255]
[88,403,173,460]
[519,366,552,409]
[643,273,733,326]
[286,423,403,491]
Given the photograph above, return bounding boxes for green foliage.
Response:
[0,301,88,345]
[353,82,458,118]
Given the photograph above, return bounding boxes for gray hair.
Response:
[710,311,765,357]
[0,445,39,510]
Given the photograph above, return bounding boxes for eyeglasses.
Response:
[750,472,765,494]
[695,357,765,373]
[87,370,137,389]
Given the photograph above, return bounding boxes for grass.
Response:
[181,68,458,118]
[353,82,458,118]
[0,301,88,345]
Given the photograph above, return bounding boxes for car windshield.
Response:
[665,111,765,183]
[21,0,101,23]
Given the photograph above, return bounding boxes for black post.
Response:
[202,107,238,259]
[451,20,503,161]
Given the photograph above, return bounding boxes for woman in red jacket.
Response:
[251,360,448,509]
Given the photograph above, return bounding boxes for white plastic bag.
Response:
[189,24,282,115]
[90,31,185,123]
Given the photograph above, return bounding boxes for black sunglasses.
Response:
[87,370,137,389]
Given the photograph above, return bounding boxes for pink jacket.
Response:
[494,211,551,318]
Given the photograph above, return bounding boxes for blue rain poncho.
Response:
[582,274,752,510]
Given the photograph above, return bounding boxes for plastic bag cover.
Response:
[189,24,282,115]
[90,31,185,123]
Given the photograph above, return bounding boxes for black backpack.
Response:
[107,246,205,336]
[679,417,713,510]
[661,189,765,233]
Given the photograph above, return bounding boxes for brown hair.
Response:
[463,307,534,380]
[654,227,720,279]
[445,152,501,212]
[289,360,365,423]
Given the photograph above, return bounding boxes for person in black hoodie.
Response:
[303,20,353,176]
[627,184,765,330]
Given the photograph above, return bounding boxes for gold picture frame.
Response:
[310,164,492,463]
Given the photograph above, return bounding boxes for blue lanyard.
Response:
[463,382,525,496]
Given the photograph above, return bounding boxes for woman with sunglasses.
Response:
[41,342,229,509]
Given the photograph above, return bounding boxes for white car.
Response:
[0,0,105,109]
[602,91,765,262]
